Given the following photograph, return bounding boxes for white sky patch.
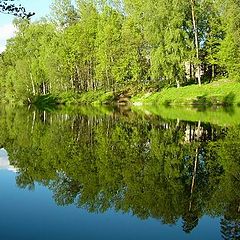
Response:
[0,44,6,53]
[0,23,17,53]
[0,148,17,172]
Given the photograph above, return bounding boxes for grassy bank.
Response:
[131,79,240,106]
[57,90,115,105]
[73,79,240,107]
[32,79,240,108]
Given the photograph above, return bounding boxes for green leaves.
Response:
[1,0,240,103]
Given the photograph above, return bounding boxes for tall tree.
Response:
[190,0,201,85]
[218,0,240,80]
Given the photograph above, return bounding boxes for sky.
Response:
[0,0,52,52]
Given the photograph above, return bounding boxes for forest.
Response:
[0,0,240,104]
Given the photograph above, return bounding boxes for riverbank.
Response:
[32,79,240,108]
[77,79,240,107]
[131,79,240,107]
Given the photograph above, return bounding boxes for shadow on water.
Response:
[192,94,212,111]
[223,92,235,106]
[163,99,172,107]
[223,92,236,115]
[0,105,240,237]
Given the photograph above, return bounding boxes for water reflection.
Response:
[0,105,239,238]
[0,148,17,172]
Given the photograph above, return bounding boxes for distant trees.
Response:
[0,0,239,103]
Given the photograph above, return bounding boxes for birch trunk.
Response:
[30,72,36,96]
[190,0,201,86]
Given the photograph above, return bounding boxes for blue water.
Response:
[0,170,221,240]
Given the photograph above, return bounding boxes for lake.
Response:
[0,105,239,239]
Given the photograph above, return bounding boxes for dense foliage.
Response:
[0,0,240,103]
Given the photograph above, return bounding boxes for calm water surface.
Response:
[0,105,239,239]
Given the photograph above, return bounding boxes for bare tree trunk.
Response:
[31,110,36,134]
[70,74,74,90]
[43,82,46,95]
[110,56,115,92]
[190,0,201,86]
[176,80,180,88]
[212,64,215,79]
[87,61,92,92]
[76,65,81,91]
[30,72,36,96]
[190,62,192,79]
[176,118,180,128]
[43,111,46,124]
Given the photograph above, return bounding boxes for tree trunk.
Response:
[190,0,201,86]
[43,82,46,95]
[212,64,215,79]
[30,72,36,96]
[49,82,52,93]
[176,80,180,88]
[31,110,36,134]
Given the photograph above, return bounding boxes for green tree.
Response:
[218,0,240,80]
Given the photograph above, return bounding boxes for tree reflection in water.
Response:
[0,106,238,235]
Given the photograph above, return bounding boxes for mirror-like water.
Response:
[0,105,239,239]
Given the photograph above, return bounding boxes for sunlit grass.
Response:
[131,79,240,106]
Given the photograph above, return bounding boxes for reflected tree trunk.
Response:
[43,111,46,123]
[196,120,201,140]
[189,147,199,211]
[31,110,36,134]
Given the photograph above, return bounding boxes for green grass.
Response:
[131,79,240,106]
[58,90,115,105]
[33,79,240,110]
[77,90,114,105]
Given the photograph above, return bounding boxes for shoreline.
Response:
[71,79,240,107]
[11,79,239,109]
[130,79,240,107]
